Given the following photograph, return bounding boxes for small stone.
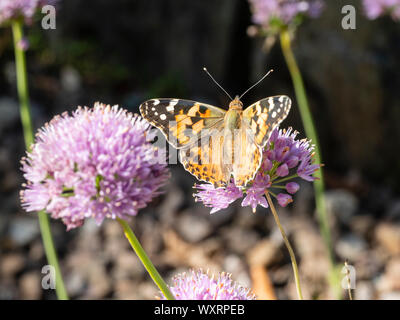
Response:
[375,222,400,255]
[177,212,212,243]
[354,281,375,300]
[222,226,260,255]
[350,214,374,237]
[158,185,184,226]
[380,291,400,300]
[9,217,40,247]
[223,255,251,288]
[336,234,367,261]
[19,271,42,299]
[387,199,400,220]
[0,97,19,133]
[0,253,25,277]
[114,251,144,279]
[114,278,138,299]
[60,66,82,92]
[65,272,86,297]
[29,241,44,262]
[0,282,18,300]
[86,265,111,299]
[377,258,400,293]
[246,238,282,267]
[325,189,359,225]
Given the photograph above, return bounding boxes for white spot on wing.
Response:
[166,99,179,112]
[160,114,167,120]
[272,111,277,118]
[153,99,160,105]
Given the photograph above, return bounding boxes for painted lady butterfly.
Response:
[140,71,291,188]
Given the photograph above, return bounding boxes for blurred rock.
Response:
[60,66,82,92]
[140,216,163,255]
[158,185,184,226]
[325,189,359,225]
[0,253,25,277]
[222,226,260,255]
[354,250,384,280]
[377,258,400,293]
[9,217,40,247]
[177,212,212,243]
[0,281,18,300]
[336,234,367,261]
[349,214,374,238]
[19,271,41,299]
[387,200,400,220]
[355,281,375,300]
[28,241,44,262]
[380,291,400,300]
[246,238,282,268]
[114,251,145,279]
[249,265,277,300]
[374,222,400,255]
[0,98,19,133]
[86,265,111,299]
[223,254,251,288]
[292,216,326,259]
[114,278,138,299]
[65,272,86,297]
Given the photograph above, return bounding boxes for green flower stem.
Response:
[265,192,303,300]
[117,218,175,300]
[12,19,68,300]
[279,27,340,297]
[38,210,68,299]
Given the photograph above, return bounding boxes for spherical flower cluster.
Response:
[0,0,58,25]
[194,127,320,213]
[362,0,400,20]
[20,103,169,230]
[162,269,256,300]
[248,0,324,31]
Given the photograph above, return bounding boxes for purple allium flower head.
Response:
[362,0,400,20]
[194,127,320,213]
[161,269,256,300]
[20,103,169,230]
[0,0,58,25]
[248,0,324,29]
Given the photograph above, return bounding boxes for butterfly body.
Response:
[140,95,291,188]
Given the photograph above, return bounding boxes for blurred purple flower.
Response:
[363,0,400,20]
[20,103,169,230]
[0,0,58,25]
[194,127,320,213]
[161,269,256,300]
[17,37,29,50]
[248,0,324,28]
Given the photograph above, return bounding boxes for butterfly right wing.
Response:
[242,95,291,148]
[139,98,226,149]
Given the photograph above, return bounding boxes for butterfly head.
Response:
[229,96,243,110]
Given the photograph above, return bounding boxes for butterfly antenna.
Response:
[239,69,274,99]
[203,67,233,100]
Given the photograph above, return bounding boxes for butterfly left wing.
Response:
[179,122,231,187]
[140,98,226,149]
[242,95,291,148]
